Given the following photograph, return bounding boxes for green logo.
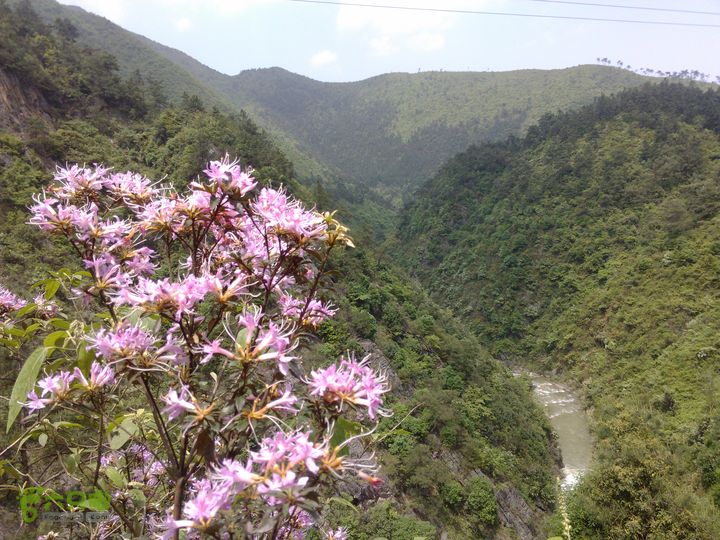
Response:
[19,487,111,523]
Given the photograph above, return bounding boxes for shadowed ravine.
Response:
[528,374,593,489]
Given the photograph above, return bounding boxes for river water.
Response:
[527,373,593,489]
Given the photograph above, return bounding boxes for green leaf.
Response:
[44,280,60,300]
[43,331,67,348]
[7,346,51,433]
[4,327,26,337]
[128,488,146,504]
[78,490,111,511]
[49,318,70,330]
[105,466,127,488]
[15,304,36,318]
[77,342,97,373]
[51,421,84,430]
[328,495,359,513]
[330,417,362,456]
[37,433,48,447]
[64,450,81,474]
[109,417,138,450]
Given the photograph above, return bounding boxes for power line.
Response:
[516,0,720,17]
[286,0,720,28]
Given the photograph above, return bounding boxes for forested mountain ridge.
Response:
[12,0,655,205]
[0,4,558,538]
[395,82,720,537]
[226,65,651,197]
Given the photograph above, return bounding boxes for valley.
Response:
[1,1,719,539]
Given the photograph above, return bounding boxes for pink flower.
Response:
[254,321,295,374]
[73,362,115,390]
[25,390,52,410]
[176,481,229,529]
[0,284,26,316]
[89,323,155,361]
[37,371,74,398]
[204,272,249,304]
[161,386,196,420]
[278,292,303,318]
[53,164,107,200]
[257,470,308,506]
[263,388,299,415]
[155,330,189,366]
[85,256,131,294]
[202,155,257,197]
[26,371,75,410]
[251,431,326,476]
[308,354,389,420]
[212,459,260,488]
[105,171,154,205]
[28,193,75,233]
[123,246,156,276]
[135,197,181,235]
[31,294,58,318]
[324,527,349,540]
[197,339,235,364]
[252,188,327,240]
[117,275,209,319]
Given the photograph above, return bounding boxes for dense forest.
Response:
[9,0,654,208]
[0,2,559,539]
[396,82,720,537]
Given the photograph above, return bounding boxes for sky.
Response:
[56,0,720,83]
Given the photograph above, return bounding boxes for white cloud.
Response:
[160,0,279,14]
[407,32,445,52]
[174,17,192,32]
[337,0,455,35]
[310,50,338,66]
[370,36,398,56]
[336,0,495,56]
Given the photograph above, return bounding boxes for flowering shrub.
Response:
[2,157,389,539]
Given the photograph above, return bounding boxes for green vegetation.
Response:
[11,0,654,207]
[306,248,556,537]
[0,3,558,538]
[396,82,720,537]
[226,66,651,197]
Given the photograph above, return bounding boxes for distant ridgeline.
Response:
[0,2,559,539]
[10,0,656,211]
[395,82,720,537]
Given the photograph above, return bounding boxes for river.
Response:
[527,373,593,489]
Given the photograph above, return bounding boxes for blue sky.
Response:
[57,0,720,82]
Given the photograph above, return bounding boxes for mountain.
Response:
[0,4,557,538]
[224,65,651,198]
[14,0,654,205]
[395,81,720,537]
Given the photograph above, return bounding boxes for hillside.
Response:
[395,82,720,537]
[12,1,654,206]
[0,4,557,538]
[226,65,651,198]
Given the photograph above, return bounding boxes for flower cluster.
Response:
[0,284,26,317]
[26,362,115,410]
[309,353,390,420]
[11,156,385,539]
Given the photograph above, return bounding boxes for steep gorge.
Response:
[395,82,720,538]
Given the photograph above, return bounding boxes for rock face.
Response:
[0,68,52,131]
[439,448,542,539]
[360,339,403,395]
[495,485,540,540]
